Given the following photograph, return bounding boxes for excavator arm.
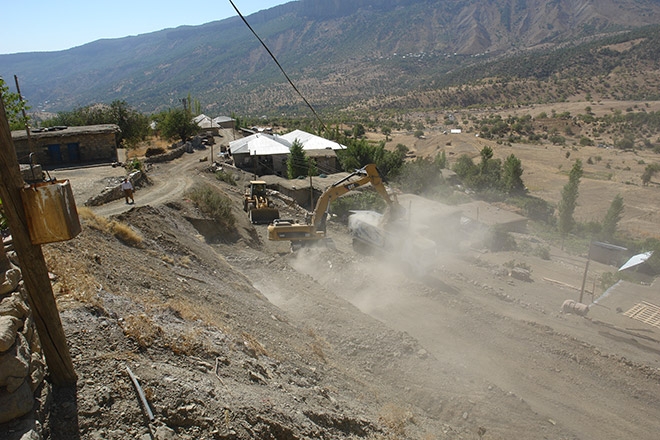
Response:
[310,163,394,231]
[267,163,398,245]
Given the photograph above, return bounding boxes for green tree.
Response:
[109,100,150,147]
[396,157,444,195]
[287,139,308,179]
[352,123,365,138]
[434,150,447,170]
[453,154,478,181]
[0,77,30,130]
[600,194,624,241]
[43,100,149,147]
[501,154,525,194]
[641,163,660,185]
[558,159,583,239]
[158,108,199,143]
[337,139,404,178]
[381,126,392,141]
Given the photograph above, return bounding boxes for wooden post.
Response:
[0,92,77,385]
[13,75,34,154]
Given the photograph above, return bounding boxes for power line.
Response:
[228,0,327,133]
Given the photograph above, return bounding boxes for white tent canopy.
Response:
[619,251,654,271]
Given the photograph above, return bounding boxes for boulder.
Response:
[0,291,29,320]
[0,268,21,296]
[0,315,23,352]
[0,379,34,424]
[0,334,30,391]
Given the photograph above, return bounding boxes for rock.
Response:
[153,424,178,440]
[0,315,23,352]
[510,267,532,282]
[0,268,22,296]
[0,379,34,424]
[0,335,30,391]
[29,353,46,392]
[0,291,29,320]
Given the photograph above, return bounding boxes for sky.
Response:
[0,0,291,55]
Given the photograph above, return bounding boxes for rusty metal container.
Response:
[20,180,81,245]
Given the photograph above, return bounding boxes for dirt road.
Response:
[51,148,660,439]
[246,227,660,440]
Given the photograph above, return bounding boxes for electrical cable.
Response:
[228,0,328,133]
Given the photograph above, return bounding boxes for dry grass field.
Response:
[375,100,660,240]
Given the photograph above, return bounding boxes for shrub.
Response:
[534,245,551,260]
[145,147,166,157]
[485,226,517,252]
[215,171,237,186]
[186,183,235,230]
[330,191,388,221]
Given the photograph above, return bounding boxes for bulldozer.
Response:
[243,180,280,224]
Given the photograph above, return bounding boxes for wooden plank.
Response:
[0,93,76,385]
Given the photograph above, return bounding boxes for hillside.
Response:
[3,0,660,115]
[15,145,659,439]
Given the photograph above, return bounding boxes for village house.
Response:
[229,129,346,177]
[11,124,119,167]
[193,114,236,136]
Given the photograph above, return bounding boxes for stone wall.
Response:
[143,145,186,164]
[84,170,148,207]
[0,243,47,437]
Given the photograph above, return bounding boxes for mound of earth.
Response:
[8,151,660,440]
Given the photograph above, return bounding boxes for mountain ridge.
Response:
[2,0,660,115]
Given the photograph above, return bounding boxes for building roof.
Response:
[229,133,291,156]
[280,129,346,150]
[212,116,235,124]
[12,124,119,141]
[229,129,346,156]
[459,200,527,226]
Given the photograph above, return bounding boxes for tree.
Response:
[0,77,30,131]
[600,194,624,241]
[352,123,365,138]
[109,100,150,147]
[158,108,199,143]
[337,139,404,178]
[287,139,308,179]
[396,157,444,195]
[558,159,583,238]
[381,126,392,141]
[641,163,660,185]
[43,100,149,147]
[501,154,525,194]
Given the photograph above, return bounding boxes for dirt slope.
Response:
[24,149,660,439]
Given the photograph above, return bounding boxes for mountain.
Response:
[2,0,660,116]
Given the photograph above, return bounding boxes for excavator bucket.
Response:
[249,207,280,224]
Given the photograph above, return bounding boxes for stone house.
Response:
[11,124,119,167]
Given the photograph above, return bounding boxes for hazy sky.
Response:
[0,0,291,55]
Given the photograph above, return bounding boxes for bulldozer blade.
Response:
[249,208,280,224]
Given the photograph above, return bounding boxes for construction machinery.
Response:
[348,210,437,276]
[244,180,280,224]
[267,164,399,248]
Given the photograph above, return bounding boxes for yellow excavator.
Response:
[244,180,280,224]
[267,164,400,248]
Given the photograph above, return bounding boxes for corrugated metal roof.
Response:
[229,133,291,155]
[281,129,346,150]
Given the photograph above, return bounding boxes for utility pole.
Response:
[0,92,77,386]
[13,75,34,154]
